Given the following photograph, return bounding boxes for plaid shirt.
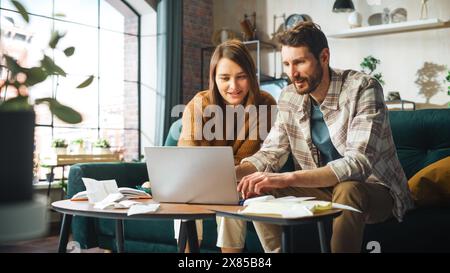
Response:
[243,68,414,221]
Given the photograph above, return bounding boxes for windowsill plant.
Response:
[70,138,85,154]
[51,138,68,155]
[93,138,112,154]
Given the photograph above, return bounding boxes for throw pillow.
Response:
[408,156,450,207]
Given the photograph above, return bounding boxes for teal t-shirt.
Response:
[310,99,342,166]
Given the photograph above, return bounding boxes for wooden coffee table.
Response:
[51,199,220,253]
[202,205,342,253]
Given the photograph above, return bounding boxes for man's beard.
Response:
[292,65,323,95]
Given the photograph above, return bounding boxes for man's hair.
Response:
[276,22,329,61]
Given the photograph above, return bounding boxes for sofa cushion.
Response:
[408,156,450,207]
[389,109,450,179]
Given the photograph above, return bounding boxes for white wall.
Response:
[213,0,450,108]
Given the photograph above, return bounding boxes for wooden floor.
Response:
[0,235,106,253]
[0,224,104,253]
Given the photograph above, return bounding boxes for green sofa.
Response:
[67,109,450,252]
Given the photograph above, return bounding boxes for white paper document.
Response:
[243,195,316,206]
[82,178,118,203]
[72,178,151,203]
[127,204,160,216]
[77,178,153,212]
[239,195,361,218]
[94,194,141,210]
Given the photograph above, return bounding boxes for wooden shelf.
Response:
[328,18,449,38]
[40,153,121,166]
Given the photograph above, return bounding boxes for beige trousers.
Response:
[253,181,394,253]
[174,217,247,248]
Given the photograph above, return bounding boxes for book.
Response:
[70,178,151,202]
[239,195,361,218]
[72,178,158,213]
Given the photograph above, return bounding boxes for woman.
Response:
[174,39,276,253]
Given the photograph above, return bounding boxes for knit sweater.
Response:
[178,90,277,165]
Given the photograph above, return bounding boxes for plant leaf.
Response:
[76,75,94,88]
[11,0,29,23]
[49,31,66,49]
[0,96,31,111]
[35,98,82,124]
[41,55,67,76]
[25,67,48,86]
[4,55,23,75]
[63,47,75,57]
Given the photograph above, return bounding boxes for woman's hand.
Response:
[237,172,294,199]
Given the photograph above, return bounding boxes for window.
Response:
[0,0,156,181]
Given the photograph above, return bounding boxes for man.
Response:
[236,22,414,253]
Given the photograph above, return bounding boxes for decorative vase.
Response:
[220,28,230,43]
[348,11,362,28]
[45,172,54,183]
[54,147,67,155]
[70,144,84,154]
[0,110,35,203]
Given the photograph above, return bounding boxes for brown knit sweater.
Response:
[178,90,277,165]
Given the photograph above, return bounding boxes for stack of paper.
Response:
[77,178,159,214]
[93,193,141,210]
[70,178,151,202]
[239,195,361,218]
[127,204,160,216]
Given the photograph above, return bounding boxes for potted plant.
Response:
[360,55,385,85]
[93,139,112,155]
[51,138,68,155]
[70,138,85,154]
[0,0,93,204]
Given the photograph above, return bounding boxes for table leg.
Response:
[178,220,187,253]
[58,214,72,253]
[61,167,65,199]
[47,166,55,198]
[317,221,329,253]
[115,220,125,253]
[178,220,199,253]
[186,220,199,253]
[281,225,294,253]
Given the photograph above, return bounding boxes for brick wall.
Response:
[182,0,214,104]
[123,16,139,161]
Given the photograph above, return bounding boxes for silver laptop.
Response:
[144,146,240,204]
